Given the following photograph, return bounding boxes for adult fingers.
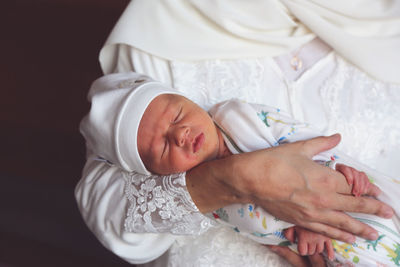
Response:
[268,246,309,267]
[327,193,393,219]
[303,208,385,241]
[301,134,341,158]
[302,188,393,220]
[291,190,390,239]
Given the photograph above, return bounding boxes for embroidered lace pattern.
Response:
[124,171,215,235]
[319,56,400,176]
[171,58,288,111]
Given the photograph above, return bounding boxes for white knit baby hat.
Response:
[80,72,184,175]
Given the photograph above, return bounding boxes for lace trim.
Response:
[124,172,215,235]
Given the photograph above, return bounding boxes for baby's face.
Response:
[138,94,222,175]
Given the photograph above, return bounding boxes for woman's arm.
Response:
[186,134,392,243]
[75,152,214,236]
[74,155,178,264]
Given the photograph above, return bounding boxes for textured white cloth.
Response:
[100,0,400,83]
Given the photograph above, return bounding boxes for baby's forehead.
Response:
[146,93,189,110]
[141,94,178,125]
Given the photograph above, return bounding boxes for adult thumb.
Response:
[303,134,341,158]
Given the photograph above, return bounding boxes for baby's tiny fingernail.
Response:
[367,232,378,240]
[346,235,355,243]
[383,208,394,218]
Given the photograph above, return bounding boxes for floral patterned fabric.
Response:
[207,99,400,266]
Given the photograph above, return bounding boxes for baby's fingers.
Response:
[325,240,335,261]
[360,172,370,195]
[352,169,361,196]
[316,241,324,254]
[284,227,296,243]
[336,164,354,187]
[298,240,308,256]
[308,243,317,255]
[365,183,381,197]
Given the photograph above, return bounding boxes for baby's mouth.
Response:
[193,133,205,153]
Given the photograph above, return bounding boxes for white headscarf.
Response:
[100,0,400,84]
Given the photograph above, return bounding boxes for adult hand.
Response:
[268,245,326,267]
[186,134,393,243]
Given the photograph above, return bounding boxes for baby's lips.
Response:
[192,133,205,153]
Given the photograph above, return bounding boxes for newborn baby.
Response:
[84,73,400,266]
[137,93,380,263]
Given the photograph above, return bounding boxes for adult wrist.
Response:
[185,155,250,213]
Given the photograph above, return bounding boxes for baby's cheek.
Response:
[184,153,202,168]
[171,152,200,172]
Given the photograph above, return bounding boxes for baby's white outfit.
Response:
[208,99,400,266]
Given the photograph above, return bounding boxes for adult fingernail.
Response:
[367,232,378,240]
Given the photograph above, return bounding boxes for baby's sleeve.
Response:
[250,102,340,170]
[211,203,293,245]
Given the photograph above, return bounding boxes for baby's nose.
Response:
[174,126,190,147]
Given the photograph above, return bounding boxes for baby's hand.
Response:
[335,164,371,197]
[284,226,335,261]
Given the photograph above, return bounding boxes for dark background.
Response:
[1,1,135,266]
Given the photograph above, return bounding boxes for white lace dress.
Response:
[75,43,400,266]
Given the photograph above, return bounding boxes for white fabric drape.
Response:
[100,0,400,83]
